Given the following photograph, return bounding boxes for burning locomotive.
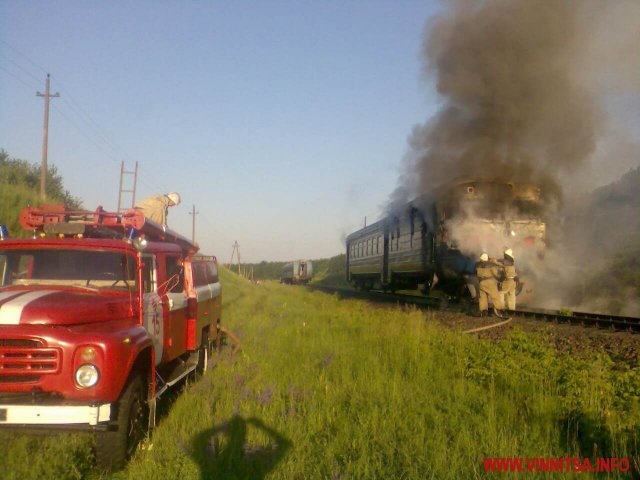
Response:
[345,179,546,302]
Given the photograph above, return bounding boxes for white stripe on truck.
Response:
[0,290,55,325]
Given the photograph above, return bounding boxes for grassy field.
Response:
[1,268,639,479]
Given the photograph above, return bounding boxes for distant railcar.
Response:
[280,260,313,285]
[346,179,546,301]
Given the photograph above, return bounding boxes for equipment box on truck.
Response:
[0,205,221,470]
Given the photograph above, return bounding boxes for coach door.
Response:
[141,253,164,365]
[382,224,390,285]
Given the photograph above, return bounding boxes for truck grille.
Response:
[0,339,61,380]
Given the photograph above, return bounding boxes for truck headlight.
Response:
[75,364,100,388]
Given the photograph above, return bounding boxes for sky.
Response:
[0,1,443,262]
[1,1,637,263]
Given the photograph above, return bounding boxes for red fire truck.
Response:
[0,205,222,470]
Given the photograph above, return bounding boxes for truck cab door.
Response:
[141,253,163,365]
[162,255,188,361]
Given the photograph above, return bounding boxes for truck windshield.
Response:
[0,249,137,292]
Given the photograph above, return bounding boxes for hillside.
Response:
[0,149,81,236]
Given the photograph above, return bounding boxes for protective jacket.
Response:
[500,257,517,310]
[475,260,504,312]
[135,194,172,225]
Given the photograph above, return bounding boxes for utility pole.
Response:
[117,161,139,212]
[189,204,199,243]
[36,74,60,201]
[229,241,241,275]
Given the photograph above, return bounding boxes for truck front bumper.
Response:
[0,403,111,427]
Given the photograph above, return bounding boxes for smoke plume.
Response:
[391,0,639,208]
[388,0,640,314]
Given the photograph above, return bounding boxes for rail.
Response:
[308,285,640,334]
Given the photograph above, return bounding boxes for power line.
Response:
[0,41,228,246]
[0,42,185,196]
[0,52,43,85]
[0,64,40,91]
[0,39,48,76]
[50,104,122,165]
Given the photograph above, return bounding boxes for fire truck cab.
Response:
[0,205,221,470]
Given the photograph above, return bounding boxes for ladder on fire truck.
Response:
[19,205,199,254]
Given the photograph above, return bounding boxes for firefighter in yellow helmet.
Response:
[500,248,518,311]
[135,192,181,226]
[475,252,508,318]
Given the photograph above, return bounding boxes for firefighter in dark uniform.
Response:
[475,252,508,318]
[500,248,517,311]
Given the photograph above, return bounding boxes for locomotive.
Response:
[345,179,546,301]
[280,260,313,285]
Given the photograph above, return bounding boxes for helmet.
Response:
[167,192,181,205]
[504,248,513,259]
[479,253,489,262]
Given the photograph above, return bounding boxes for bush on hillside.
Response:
[0,149,81,236]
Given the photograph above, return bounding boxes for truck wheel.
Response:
[197,341,209,374]
[214,320,221,353]
[197,330,212,374]
[95,375,147,471]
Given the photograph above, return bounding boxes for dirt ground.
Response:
[432,309,640,365]
[312,286,640,365]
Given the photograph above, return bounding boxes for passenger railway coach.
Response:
[346,179,546,299]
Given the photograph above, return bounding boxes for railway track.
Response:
[308,285,640,334]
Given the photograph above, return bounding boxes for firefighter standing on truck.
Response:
[475,252,508,319]
[135,192,181,226]
[500,248,517,311]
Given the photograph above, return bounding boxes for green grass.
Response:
[2,268,639,479]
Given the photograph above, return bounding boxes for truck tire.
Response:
[196,329,213,375]
[95,375,147,471]
[214,319,221,353]
[197,340,209,374]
